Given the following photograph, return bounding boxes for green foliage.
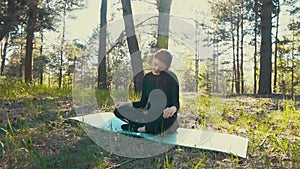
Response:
[164,153,174,169]
[0,80,107,168]
[276,50,300,95]
[0,78,71,100]
[1,76,300,168]
[193,154,207,169]
[236,100,299,167]
[180,95,300,168]
[181,69,197,92]
[95,89,114,110]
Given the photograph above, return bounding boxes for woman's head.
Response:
[152,49,173,74]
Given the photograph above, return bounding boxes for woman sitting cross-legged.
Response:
[113,49,180,135]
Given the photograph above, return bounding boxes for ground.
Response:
[0,93,299,168]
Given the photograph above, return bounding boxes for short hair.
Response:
[153,49,173,68]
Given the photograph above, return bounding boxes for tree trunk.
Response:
[20,44,23,79]
[121,0,144,93]
[236,12,240,94]
[231,11,236,94]
[73,56,76,85]
[1,35,9,76]
[39,31,44,85]
[258,0,272,94]
[213,32,217,92]
[273,0,280,93]
[216,40,219,92]
[98,0,108,90]
[240,1,244,94]
[253,0,258,94]
[195,21,199,92]
[25,0,38,83]
[0,40,2,74]
[157,0,172,49]
[291,19,295,99]
[59,2,67,88]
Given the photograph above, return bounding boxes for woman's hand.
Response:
[114,102,132,110]
[163,106,177,119]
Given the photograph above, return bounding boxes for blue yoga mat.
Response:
[69,112,248,158]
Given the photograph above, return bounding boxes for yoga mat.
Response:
[68,112,248,158]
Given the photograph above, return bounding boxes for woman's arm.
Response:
[132,76,148,108]
[168,72,180,110]
[163,72,180,118]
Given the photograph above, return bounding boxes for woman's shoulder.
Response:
[165,70,177,76]
[163,71,178,82]
[144,71,153,77]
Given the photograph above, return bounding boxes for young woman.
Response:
[113,49,179,134]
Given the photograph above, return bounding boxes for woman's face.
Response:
[152,58,168,75]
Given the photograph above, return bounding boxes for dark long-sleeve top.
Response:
[132,70,180,110]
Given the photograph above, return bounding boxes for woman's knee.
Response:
[113,109,122,118]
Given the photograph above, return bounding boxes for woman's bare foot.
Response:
[137,126,146,132]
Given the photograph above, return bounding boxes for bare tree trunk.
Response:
[121,0,144,93]
[48,65,51,87]
[195,21,199,92]
[213,32,217,92]
[98,0,108,89]
[253,0,258,94]
[0,40,2,75]
[72,55,77,86]
[231,11,236,94]
[236,12,240,94]
[291,18,295,99]
[240,1,244,94]
[216,40,219,92]
[157,0,172,49]
[59,1,67,88]
[258,0,272,94]
[1,35,9,76]
[39,31,44,85]
[20,43,23,79]
[25,0,38,83]
[273,0,280,93]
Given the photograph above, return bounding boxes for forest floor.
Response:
[0,84,300,168]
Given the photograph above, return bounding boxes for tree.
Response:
[32,32,50,85]
[1,35,9,76]
[240,0,245,94]
[157,0,172,49]
[55,0,85,88]
[0,0,26,41]
[236,7,240,94]
[273,0,281,93]
[253,0,259,94]
[230,6,237,93]
[33,55,50,85]
[258,0,273,94]
[25,0,39,83]
[211,0,242,93]
[98,0,108,90]
[284,0,300,97]
[121,0,144,93]
[7,0,60,83]
[58,0,67,88]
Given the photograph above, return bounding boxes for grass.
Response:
[0,80,299,168]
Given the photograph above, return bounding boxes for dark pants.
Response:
[113,106,178,135]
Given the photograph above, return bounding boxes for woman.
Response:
[114,49,179,134]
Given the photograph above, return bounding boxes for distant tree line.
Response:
[208,0,299,95]
[0,0,299,96]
